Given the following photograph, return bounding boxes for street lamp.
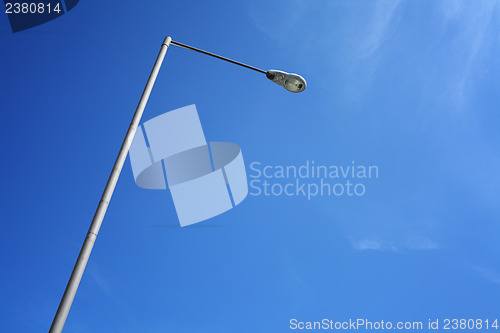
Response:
[169,39,307,93]
[266,70,306,93]
[48,35,307,333]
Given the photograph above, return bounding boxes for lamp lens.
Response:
[284,78,305,93]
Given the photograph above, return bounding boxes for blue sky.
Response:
[1,0,499,332]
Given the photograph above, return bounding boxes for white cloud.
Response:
[358,0,402,59]
[437,1,499,107]
[352,236,439,252]
[405,236,439,250]
[352,239,397,252]
[473,266,500,285]
[88,266,113,296]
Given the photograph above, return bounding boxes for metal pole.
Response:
[49,36,172,333]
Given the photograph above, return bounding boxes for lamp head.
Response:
[266,70,306,93]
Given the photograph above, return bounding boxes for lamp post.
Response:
[48,35,306,333]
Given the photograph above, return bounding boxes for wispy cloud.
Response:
[473,266,500,285]
[437,1,500,107]
[405,236,440,250]
[246,0,306,45]
[358,0,402,59]
[352,236,439,252]
[88,266,113,296]
[352,239,395,251]
[246,0,405,95]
